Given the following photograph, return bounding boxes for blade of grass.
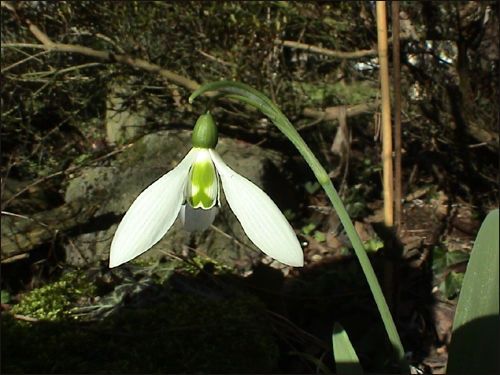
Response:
[189,81,408,371]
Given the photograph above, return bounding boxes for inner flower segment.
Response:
[186,150,218,209]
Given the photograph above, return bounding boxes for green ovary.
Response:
[187,156,218,209]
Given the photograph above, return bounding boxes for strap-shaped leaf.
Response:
[447,209,499,374]
[332,323,363,375]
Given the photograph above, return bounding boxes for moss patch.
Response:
[2,272,279,373]
[11,270,96,321]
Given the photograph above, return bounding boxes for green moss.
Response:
[11,270,96,321]
[183,254,233,275]
[3,254,279,372]
[2,292,279,373]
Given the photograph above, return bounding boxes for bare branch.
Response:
[1,49,50,73]
[2,6,381,137]
[2,5,201,92]
[275,39,377,59]
[302,101,379,123]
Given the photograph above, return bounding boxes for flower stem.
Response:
[189,81,408,371]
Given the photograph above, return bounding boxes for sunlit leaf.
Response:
[332,322,363,375]
[447,209,499,374]
[314,230,326,243]
[363,238,384,253]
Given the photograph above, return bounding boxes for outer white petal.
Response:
[209,149,304,267]
[109,149,196,267]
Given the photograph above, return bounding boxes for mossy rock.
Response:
[2,290,279,373]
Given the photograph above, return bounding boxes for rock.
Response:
[1,198,100,262]
[105,78,148,145]
[63,130,295,271]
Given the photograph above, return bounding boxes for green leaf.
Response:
[1,290,11,304]
[432,247,469,274]
[301,223,316,235]
[314,230,326,243]
[305,181,321,194]
[363,238,384,253]
[447,209,499,374]
[439,271,464,300]
[332,323,363,375]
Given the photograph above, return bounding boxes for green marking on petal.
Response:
[187,149,218,209]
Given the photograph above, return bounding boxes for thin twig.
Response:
[1,49,51,73]
[20,62,102,78]
[1,210,50,228]
[197,49,235,67]
[210,224,253,251]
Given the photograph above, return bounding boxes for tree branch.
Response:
[275,39,377,59]
[302,101,379,123]
[2,3,201,91]
[3,4,380,130]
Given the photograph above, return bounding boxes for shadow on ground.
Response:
[1,243,439,374]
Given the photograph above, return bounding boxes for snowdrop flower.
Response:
[109,112,303,268]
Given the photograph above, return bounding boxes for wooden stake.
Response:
[392,1,402,233]
[376,1,394,227]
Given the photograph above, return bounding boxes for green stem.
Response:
[190,81,408,371]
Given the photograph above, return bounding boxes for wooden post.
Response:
[376,1,394,227]
[392,1,402,232]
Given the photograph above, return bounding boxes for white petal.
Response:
[180,204,219,232]
[209,150,304,267]
[109,149,196,267]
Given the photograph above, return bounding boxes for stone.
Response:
[105,78,148,145]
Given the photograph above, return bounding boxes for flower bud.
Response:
[192,112,218,148]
